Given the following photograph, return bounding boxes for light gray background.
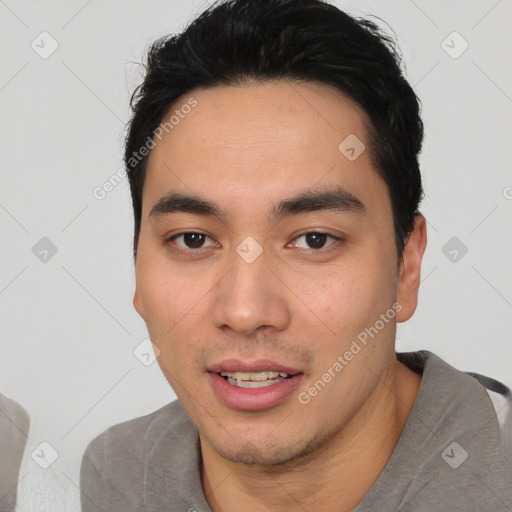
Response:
[1,0,511,510]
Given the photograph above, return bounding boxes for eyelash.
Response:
[164,231,343,254]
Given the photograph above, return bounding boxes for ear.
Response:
[133,289,146,320]
[396,214,427,322]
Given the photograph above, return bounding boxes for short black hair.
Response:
[125,0,424,261]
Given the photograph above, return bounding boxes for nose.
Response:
[211,241,291,337]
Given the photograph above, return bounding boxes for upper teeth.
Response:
[220,371,290,381]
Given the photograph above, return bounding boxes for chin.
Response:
[203,428,327,471]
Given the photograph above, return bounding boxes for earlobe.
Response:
[396,214,427,323]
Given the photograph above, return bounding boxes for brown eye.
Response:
[293,232,340,251]
[305,233,328,249]
[168,232,216,250]
[182,233,206,249]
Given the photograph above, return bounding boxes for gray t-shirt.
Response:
[80,351,512,511]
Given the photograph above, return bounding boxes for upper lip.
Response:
[207,358,303,375]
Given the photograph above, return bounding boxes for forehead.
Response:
[142,80,389,221]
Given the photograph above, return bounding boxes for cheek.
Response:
[289,258,398,380]
[294,264,397,420]
[293,261,388,329]
[137,270,174,334]
[136,246,199,328]
[135,258,210,369]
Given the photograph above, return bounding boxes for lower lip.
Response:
[208,372,304,411]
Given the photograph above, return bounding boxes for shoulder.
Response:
[82,399,188,468]
[386,352,512,510]
[465,370,512,453]
[80,400,192,511]
[398,350,512,458]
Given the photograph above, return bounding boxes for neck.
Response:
[201,355,422,512]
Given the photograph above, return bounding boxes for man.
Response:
[80,0,512,510]
[0,393,30,512]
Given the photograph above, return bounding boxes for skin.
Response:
[134,80,427,512]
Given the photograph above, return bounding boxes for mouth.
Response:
[217,370,297,389]
[206,359,305,411]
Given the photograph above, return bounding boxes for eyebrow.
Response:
[149,186,366,222]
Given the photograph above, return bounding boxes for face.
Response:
[134,80,420,465]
